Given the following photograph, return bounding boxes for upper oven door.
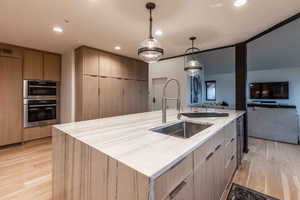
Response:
[24,80,58,99]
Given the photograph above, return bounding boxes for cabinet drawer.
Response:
[194,130,225,169]
[225,121,236,144]
[194,138,214,168]
[23,125,52,142]
[165,174,193,200]
[225,135,237,161]
[228,153,237,179]
[154,154,193,200]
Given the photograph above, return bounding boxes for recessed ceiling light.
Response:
[114,46,121,50]
[155,30,163,36]
[53,26,63,33]
[234,0,247,7]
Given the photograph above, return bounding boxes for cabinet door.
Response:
[122,58,137,79]
[136,61,148,81]
[82,75,99,120]
[123,80,138,115]
[0,44,22,58]
[0,57,22,146]
[137,81,148,113]
[83,48,99,76]
[194,150,214,200]
[110,54,123,78]
[44,53,61,81]
[23,50,43,80]
[213,143,226,200]
[99,52,111,77]
[99,77,123,118]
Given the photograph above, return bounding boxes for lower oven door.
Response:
[24,102,58,128]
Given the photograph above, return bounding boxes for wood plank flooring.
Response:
[0,139,52,200]
[0,137,299,200]
[233,137,300,200]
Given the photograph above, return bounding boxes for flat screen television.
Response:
[249,82,289,99]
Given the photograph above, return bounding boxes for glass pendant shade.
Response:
[138,38,164,63]
[184,37,203,76]
[138,2,164,63]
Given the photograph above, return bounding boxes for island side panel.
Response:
[52,128,66,200]
[52,128,150,200]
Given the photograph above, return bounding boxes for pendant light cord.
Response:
[149,8,153,39]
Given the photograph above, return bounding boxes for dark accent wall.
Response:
[235,43,249,153]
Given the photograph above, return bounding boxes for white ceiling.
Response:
[0,0,299,59]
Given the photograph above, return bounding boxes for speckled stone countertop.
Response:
[54,108,245,180]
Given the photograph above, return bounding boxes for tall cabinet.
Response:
[75,46,149,121]
[0,46,23,146]
[0,43,61,146]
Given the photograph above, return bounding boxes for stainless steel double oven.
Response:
[23,80,59,128]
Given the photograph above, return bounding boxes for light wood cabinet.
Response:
[23,50,44,80]
[137,81,149,112]
[123,79,138,115]
[165,175,194,200]
[99,52,111,77]
[99,77,123,118]
[110,54,123,78]
[122,57,137,79]
[154,154,193,200]
[0,56,22,146]
[75,46,149,121]
[82,75,99,120]
[53,120,239,200]
[0,44,22,58]
[43,53,61,81]
[23,125,52,142]
[23,50,61,81]
[82,47,99,76]
[136,61,148,81]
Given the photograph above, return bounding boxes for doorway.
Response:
[151,77,167,111]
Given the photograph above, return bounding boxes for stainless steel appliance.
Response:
[23,80,59,128]
[24,80,58,99]
[23,99,59,128]
[237,115,244,165]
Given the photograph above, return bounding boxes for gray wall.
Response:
[195,47,236,107]
[247,18,300,115]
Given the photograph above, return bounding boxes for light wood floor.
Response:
[233,137,300,200]
[0,137,299,200]
[0,139,52,200]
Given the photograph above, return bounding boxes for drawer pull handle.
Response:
[169,180,187,199]
[215,144,222,151]
[231,138,235,143]
[231,155,235,161]
[206,152,214,161]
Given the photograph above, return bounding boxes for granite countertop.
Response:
[54,108,245,180]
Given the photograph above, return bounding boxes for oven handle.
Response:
[28,85,57,88]
[28,104,57,108]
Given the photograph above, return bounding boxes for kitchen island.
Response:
[52,108,245,200]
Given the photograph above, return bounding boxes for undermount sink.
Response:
[150,121,213,139]
[181,112,229,118]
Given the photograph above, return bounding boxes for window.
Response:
[206,81,216,101]
[189,75,202,105]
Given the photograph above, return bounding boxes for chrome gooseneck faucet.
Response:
[162,78,181,123]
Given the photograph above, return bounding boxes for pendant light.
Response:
[138,2,164,63]
[184,37,203,76]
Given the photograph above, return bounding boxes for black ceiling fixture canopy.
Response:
[138,2,164,63]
